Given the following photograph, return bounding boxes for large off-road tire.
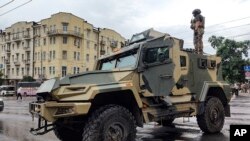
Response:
[161,118,175,126]
[82,105,136,141]
[197,97,225,133]
[53,118,84,141]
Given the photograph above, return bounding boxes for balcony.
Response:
[24,59,30,65]
[4,59,10,65]
[4,48,11,54]
[5,38,11,42]
[47,29,83,38]
[14,59,20,66]
[12,36,21,42]
[23,46,31,50]
[23,34,31,39]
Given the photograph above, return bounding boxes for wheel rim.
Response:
[105,122,126,141]
[209,106,221,125]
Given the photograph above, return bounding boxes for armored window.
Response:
[144,47,169,64]
[180,56,186,67]
[208,60,216,69]
[198,58,207,69]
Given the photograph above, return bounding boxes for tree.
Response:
[21,76,35,82]
[208,36,250,83]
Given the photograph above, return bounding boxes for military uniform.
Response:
[191,9,205,54]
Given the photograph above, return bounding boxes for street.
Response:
[0,93,249,141]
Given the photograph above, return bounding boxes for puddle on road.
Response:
[0,114,57,141]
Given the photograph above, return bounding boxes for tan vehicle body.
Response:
[30,29,231,140]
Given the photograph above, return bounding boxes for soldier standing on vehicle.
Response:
[190,9,205,54]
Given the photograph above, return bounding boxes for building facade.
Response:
[0,12,125,84]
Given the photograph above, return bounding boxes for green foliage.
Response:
[208,36,250,83]
[21,76,35,82]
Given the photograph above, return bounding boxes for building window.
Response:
[77,52,80,60]
[38,67,40,75]
[87,30,90,38]
[12,68,14,75]
[49,51,52,60]
[22,54,24,61]
[43,67,46,75]
[62,51,67,60]
[86,54,89,62]
[94,55,97,60]
[27,67,30,75]
[86,68,89,71]
[42,51,46,60]
[63,37,67,44]
[53,50,56,59]
[50,37,52,44]
[77,67,80,73]
[49,66,52,74]
[21,68,24,75]
[74,52,76,60]
[53,66,55,74]
[53,37,56,44]
[74,26,77,33]
[16,67,19,76]
[43,26,46,33]
[87,41,90,49]
[43,38,46,45]
[38,52,40,60]
[62,66,67,77]
[34,67,37,75]
[62,23,68,32]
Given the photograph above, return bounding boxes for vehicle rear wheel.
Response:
[53,117,84,141]
[160,118,175,126]
[82,105,136,141]
[197,97,225,133]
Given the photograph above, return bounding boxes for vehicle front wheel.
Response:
[53,117,84,141]
[82,105,136,141]
[197,97,225,133]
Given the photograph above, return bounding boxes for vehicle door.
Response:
[139,45,175,96]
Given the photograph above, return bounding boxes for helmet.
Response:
[192,9,201,15]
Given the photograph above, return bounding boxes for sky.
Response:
[0,0,250,56]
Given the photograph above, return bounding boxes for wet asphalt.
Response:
[0,93,249,141]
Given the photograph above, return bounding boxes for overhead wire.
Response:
[0,0,32,17]
[0,0,15,8]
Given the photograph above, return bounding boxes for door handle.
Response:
[159,74,172,79]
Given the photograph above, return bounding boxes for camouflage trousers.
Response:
[193,28,204,54]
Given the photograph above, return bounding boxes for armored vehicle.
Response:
[29,29,231,141]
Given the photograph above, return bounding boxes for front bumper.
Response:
[29,101,91,122]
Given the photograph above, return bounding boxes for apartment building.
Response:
[0,12,125,84]
[0,21,35,84]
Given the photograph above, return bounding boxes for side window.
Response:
[144,47,169,64]
[198,58,207,69]
[180,56,187,67]
[208,60,216,69]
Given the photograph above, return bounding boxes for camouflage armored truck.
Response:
[29,28,232,141]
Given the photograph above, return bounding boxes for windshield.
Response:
[100,49,138,70]
[130,33,145,43]
[1,86,15,91]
